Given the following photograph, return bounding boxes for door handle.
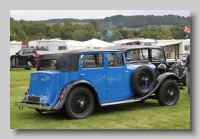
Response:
[80,74,85,77]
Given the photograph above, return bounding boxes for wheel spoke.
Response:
[71,93,89,115]
[163,85,176,104]
[138,71,152,89]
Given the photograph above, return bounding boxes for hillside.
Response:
[19,14,191,29]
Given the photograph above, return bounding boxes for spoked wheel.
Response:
[157,79,180,106]
[171,64,182,77]
[65,87,94,119]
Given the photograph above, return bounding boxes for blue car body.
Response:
[17,49,180,119]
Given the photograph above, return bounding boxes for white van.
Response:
[178,39,190,61]
[36,39,69,51]
[10,41,22,56]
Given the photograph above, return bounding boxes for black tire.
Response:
[35,109,43,114]
[157,79,180,106]
[131,66,156,96]
[65,87,94,119]
[171,64,182,77]
[24,60,31,70]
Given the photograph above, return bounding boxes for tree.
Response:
[72,30,87,41]
[60,26,74,40]
[103,26,123,42]
[171,24,187,39]
[34,23,48,34]
[158,27,172,40]
[126,30,134,39]
[138,26,160,39]
[16,30,27,42]
[47,28,61,38]
[90,19,100,32]
[94,32,103,39]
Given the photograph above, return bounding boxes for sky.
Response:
[10,10,190,21]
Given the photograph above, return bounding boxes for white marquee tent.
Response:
[84,38,116,49]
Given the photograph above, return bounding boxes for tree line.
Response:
[10,15,190,43]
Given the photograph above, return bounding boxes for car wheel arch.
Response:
[52,80,100,110]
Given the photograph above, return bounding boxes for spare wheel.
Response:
[131,66,156,96]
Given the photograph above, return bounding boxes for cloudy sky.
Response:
[10,10,190,21]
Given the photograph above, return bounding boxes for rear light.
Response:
[34,61,38,67]
[59,92,65,100]
[33,54,39,58]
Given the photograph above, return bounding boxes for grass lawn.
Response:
[10,68,190,129]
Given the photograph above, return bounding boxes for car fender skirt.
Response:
[157,72,179,82]
[52,80,97,110]
[152,72,179,93]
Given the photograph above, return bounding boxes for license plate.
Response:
[28,96,40,103]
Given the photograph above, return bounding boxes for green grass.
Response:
[10,68,190,129]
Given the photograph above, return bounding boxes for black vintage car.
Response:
[102,45,186,85]
[10,48,48,69]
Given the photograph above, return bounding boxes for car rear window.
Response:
[40,59,57,69]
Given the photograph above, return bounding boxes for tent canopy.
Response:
[84,39,116,49]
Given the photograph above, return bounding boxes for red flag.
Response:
[184,26,190,33]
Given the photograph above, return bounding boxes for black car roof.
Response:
[102,45,164,51]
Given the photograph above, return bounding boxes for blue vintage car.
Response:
[17,49,180,119]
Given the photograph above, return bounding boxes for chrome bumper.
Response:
[16,102,52,110]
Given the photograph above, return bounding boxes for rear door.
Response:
[79,52,107,100]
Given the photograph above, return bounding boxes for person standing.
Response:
[185,53,190,96]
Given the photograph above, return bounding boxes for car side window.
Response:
[81,53,103,68]
[23,49,34,54]
[141,49,149,60]
[108,53,124,67]
[152,49,165,60]
[126,49,145,61]
[18,50,23,55]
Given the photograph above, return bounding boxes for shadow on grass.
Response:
[31,100,160,120]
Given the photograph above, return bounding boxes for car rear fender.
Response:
[153,72,179,92]
[52,80,99,110]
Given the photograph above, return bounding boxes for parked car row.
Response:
[102,45,186,86]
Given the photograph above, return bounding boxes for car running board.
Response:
[100,97,141,106]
